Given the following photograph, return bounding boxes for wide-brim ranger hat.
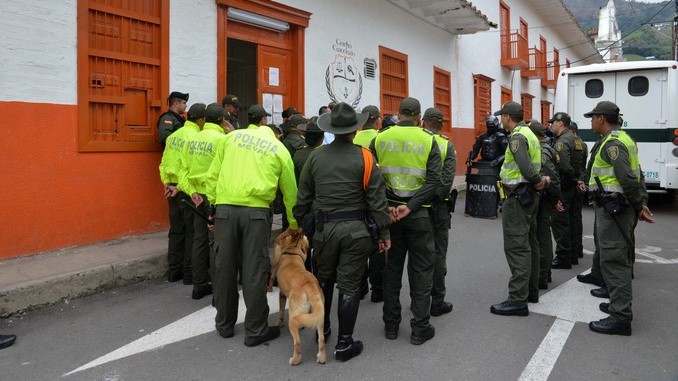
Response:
[297,120,322,133]
[584,101,622,118]
[317,102,369,135]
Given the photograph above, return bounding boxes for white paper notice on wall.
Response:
[269,67,279,87]
[262,93,273,124]
[273,112,283,125]
[272,94,283,112]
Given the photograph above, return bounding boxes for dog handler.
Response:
[205,104,299,347]
[294,103,391,362]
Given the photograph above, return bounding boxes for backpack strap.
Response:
[361,147,374,191]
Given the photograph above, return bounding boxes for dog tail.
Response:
[295,287,325,329]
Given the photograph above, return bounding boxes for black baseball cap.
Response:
[282,107,300,119]
[399,97,421,116]
[187,103,207,119]
[423,108,444,122]
[168,91,189,103]
[288,114,307,127]
[205,103,225,121]
[548,112,571,125]
[362,105,381,120]
[494,101,523,118]
[248,104,271,119]
[221,94,240,108]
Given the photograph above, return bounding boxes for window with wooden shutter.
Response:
[433,67,452,133]
[521,93,534,121]
[501,86,513,106]
[473,74,494,137]
[379,46,408,117]
[78,0,169,152]
[541,100,552,126]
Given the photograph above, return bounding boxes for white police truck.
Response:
[554,60,678,195]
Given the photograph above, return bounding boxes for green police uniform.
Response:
[159,121,200,282]
[427,133,456,308]
[536,140,560,287]
[294,141,391,294]
[498,123,542,307]
[177,122,228,290]
[551,130,579,267]
[353,128,378,149]
[371,123,442,337]
[570,136,587,259]
[158,110,185,145]
[589,129,644,323]
[205,127,297,341]
[283,130,307,158]
[293,145,316,182]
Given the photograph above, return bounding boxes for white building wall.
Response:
[169,0,218,105]
[0,0,77,105]
[283,0,455,116]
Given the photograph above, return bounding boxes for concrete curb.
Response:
[0,251,166,318]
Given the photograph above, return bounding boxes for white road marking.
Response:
[518,319,574,381]
[64,289,281,377]
[582,249,594,255]
[520,271,608,381]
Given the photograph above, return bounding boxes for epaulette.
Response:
[611,130,619,136]
[422,129,435,136]
[438,133,449,140]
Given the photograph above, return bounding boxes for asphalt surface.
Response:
[2,195,677,381]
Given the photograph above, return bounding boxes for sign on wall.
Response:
[326,38,363,108]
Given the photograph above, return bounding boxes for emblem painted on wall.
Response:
[326,54,363,108]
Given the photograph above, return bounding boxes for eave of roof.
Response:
[386,0,497,35]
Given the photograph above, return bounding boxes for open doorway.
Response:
[227,38,257,128]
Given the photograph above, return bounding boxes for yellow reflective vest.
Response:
[500,125,541,185]
[588,130,640,193]
[374,126,434,198]
[205,126,298,229]
[177,122,227,196]
[159,121,200,185]
[353,128,378,148]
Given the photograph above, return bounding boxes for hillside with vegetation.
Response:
[563,0,674,60]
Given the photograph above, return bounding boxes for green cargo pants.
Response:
[167,191,193,277]
[213,205,272,339]
[382,208,435,329]
[537,198,554,283]
[431,204,452,305]
[502,193,539,306]
[313,220,372,295]
[191,195,211,287]
[595,205,635,322]
[552,186,575,264]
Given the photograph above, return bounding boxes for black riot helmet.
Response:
[381,114,399,131]
[485,115,500,134]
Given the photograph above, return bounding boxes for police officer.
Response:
[221,94,241,130]
[353,105,380,148]
[467,115,509,169]
[527,120,562,290]
[159,103,205,284]
[293,119,324,181]
[569,122,588,260]
[294,103,391,362]
[549,112,583,269]
[282,114,308,158]
[177,103,231,300]
[490,102,549,316]
[370,97,442,345]
[158,91,189,145]
[422,108,456,316]
[205,103,298,346]
[379,114,399,134]
[354,105,384,301]
[584,101,654,336]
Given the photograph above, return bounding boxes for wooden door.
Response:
[258,45,292,123]
[379,46,409,117]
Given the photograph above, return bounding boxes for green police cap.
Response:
[584,101,623,118]
[423,107,444,122]
[399,97,421,116]
[494,101,523,118]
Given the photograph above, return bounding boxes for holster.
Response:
[364,214,379,244]
[301,212,317,240]
[595,192,628,216]
[515,183,535,207]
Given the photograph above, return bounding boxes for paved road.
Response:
[2,195,677,381]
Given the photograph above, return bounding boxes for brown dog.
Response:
[268,232,326,365]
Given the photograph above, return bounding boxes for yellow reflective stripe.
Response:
[502,163,519,169]
[502,178,528,185]
[380,166,427,176]
[592,168,615,176]
[589,184,623,193]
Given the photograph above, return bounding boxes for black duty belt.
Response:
[320,210,367,222]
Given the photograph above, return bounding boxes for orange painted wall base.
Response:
[0,101,168,259]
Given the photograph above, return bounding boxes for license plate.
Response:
[644,171,660,181]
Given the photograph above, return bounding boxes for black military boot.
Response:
[316,280,334,342]
[335,293,363,362]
